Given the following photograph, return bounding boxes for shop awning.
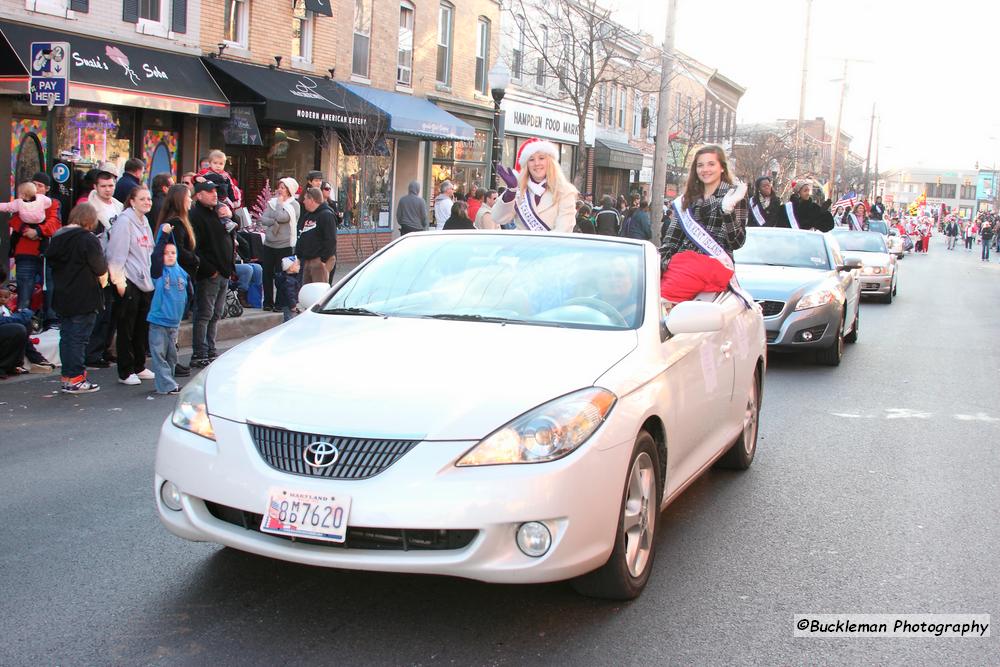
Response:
[340,83,475,141]
[0,21,228,117]
[204,58,379,130]
[595,138,644,171]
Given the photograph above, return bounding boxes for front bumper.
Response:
[858,272,893,296]
[154,415,634,584]
[763,300,842,349]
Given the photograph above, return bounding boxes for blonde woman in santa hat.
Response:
[258,176,300,311]
[492,138,578,232]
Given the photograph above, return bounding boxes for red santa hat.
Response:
[515,137,559,172]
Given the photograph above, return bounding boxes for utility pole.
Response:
[793,0,813,179]
[863,102,875,199]
[651,0,678,246]
[872,116,880,199]
[828,59,848,199]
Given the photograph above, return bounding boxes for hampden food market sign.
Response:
[503,98,595,145]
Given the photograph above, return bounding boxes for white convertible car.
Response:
[155,231,766,599]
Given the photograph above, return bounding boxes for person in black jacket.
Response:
[296,187,338,284]
[112,158,145,205]
[779,181,834,231]
[442,201,476,230]
[750,176,784,227]
[45,203,108,393]
[188,181,235,367]
[595,195,622,236]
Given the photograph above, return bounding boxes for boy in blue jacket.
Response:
[147,225,190,394]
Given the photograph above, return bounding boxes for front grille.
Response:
[205,501,478,551]
[248,424,418,480]
[756,300,785,317]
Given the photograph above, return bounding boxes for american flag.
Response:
[833,190,857,210]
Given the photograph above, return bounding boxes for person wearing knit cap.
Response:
[778,180,834,231]
[258,176,300,310]
[491,137,578,232]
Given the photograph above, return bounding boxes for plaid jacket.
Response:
[659,182,748,267]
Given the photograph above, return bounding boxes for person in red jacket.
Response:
[8,173,61,313]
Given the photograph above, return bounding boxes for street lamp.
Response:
[488,61,511,188]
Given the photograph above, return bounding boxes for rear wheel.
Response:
[572,431,661,600]
[816,318,844,366]
[715,370,760,470]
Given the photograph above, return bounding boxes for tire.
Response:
[571,431,662,600]
[882,289,893,304]
[892,280,897,297]
[845,308,859,344]
[816,318,844,366]
[228,301,244,318]
[715,370,760,470]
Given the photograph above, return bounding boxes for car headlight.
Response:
[171,371,216,440]
[795,287,842,311]
[862,265,887,275]
[456,388,617,466]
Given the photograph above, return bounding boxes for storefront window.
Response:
[432,129,489,198]
[53,105,135,174]
[217,123,317,215]
[499,135,579,183]
[337,139,394,230]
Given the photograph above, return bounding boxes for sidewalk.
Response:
[2,259,363,387]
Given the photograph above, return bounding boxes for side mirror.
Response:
[665,300,725,335]
[840,257,863,271]
[297,282,329,310]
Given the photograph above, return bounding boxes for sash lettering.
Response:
[514,191,551,231]
[672,197,753,309]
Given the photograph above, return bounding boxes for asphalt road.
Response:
[2,237,997,666]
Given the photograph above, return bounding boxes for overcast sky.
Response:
[608,0,999,172]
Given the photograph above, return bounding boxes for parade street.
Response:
[1,238,996,665]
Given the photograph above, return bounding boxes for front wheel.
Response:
[845,308,859,344]
[816,319,844,366]
[715,370,760,470]
[572,431,662,600]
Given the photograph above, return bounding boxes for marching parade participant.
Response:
[659,145,751,306]
[492,138,578,232]
[749,176,783,227]
[779,180,835,231]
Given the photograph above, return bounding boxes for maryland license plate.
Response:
[260,488,351,543]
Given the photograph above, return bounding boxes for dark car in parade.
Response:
[734,227,861,366]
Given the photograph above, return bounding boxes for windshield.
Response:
[734,229,831,269]
[321,234,646,330]
[831,230,887,253]
[867,220,888,235]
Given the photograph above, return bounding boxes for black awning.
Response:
[303,0,334,17]
[595,139,644,171]
[204,58,380,130]
[0,21,228,116]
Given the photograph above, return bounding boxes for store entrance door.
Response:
[232,146,271,212]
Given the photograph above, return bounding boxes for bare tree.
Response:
[320,113,392,262]
[730,124,797,194]
[506,0,662,191]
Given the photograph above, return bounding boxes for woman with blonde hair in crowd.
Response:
[492,138,578,232]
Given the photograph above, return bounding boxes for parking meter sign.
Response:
[29,41,70,108]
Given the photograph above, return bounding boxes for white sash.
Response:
[784,202,800,229]
[749,199,767,226]
[672,197,753,309]
[847,214,862,231]
[514,191,551,232]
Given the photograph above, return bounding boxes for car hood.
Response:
[735,264,833,300]
[205,312,638,441]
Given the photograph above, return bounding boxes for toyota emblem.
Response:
[303,441,339,469]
